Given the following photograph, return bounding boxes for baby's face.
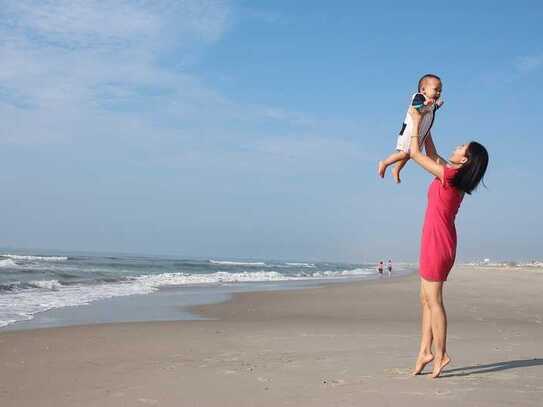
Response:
[421,78,442,101]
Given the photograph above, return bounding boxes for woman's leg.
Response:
[421,279,450,378]
[413,280,434,375]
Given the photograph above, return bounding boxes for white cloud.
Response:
[0,0,367,173]
[4,1,159,48]
[0,1,234,143]
[3,1,230,48]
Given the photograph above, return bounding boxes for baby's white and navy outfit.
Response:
[396,93,441,153]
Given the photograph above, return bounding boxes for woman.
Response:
[408,107,489,378]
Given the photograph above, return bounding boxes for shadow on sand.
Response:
[439,358,543,378]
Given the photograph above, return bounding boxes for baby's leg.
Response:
[392,156,409,184]
[378,151,408,178]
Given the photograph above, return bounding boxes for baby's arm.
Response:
[411,93,426,110]
[412,93,444,109]
[413,93,444,110]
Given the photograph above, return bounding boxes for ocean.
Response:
[0,251,414,329]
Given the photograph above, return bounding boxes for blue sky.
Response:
[0,1,541,262]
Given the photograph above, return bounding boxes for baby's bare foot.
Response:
[391,166,401,183]
[413,353,434,375]
[431,354,450,379]
[378,161,386,178]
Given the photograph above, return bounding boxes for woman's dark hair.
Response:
[452,142,489,195]
[418,73,441,91]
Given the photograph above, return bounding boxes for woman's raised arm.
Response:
[409,107,445,181]
[424,134,448,166]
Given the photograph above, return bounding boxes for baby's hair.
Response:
[418,74,441,91]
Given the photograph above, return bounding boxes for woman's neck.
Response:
[447,160,463,169]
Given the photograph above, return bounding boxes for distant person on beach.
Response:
[377,261,384,275]
[387,259,392,274]
[407,107,488,378]
[378,74,444,183]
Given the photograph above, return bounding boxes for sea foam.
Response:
[1,254,68,261]
[209,260,267,266]
[0,259,18,269]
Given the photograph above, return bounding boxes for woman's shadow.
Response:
[437,358,543,378]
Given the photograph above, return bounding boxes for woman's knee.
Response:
[426,297,443,310]
[424,290,443,310]
[419,291,427,305]
[421,280,443,307]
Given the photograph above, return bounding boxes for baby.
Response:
[378,74,443,183]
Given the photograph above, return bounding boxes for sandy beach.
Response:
[1,265,542,406]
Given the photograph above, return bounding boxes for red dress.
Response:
[419,166,463,282]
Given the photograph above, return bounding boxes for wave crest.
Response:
[209,260,267,266]
[28,280,63,291]
[1,254,68,262]
[0,259,18,269]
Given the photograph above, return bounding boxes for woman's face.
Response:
[449,143,470,165]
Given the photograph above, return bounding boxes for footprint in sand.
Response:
[322,379,346,387]
[384,367,411,376]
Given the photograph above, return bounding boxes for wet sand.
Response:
[1,265,542,406]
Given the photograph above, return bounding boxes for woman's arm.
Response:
[409,107,445,181]
[424,133,448,166]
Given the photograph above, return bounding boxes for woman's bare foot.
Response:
[378,161,387,178]
[431,353,450,378]
[412,353,434,375]
[391,165,401,183]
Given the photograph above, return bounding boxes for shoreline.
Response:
[1,265,542,406]
[1,270,413,332]
[0,254,415,331]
